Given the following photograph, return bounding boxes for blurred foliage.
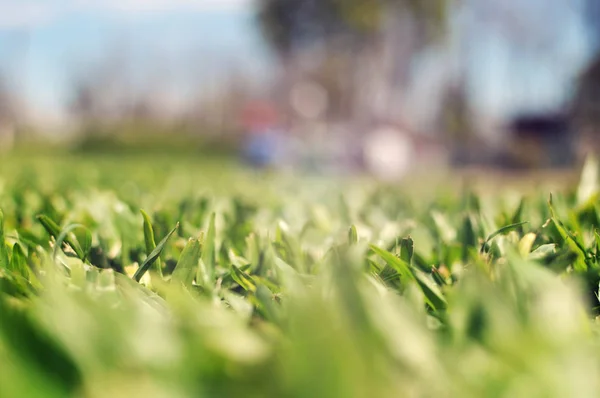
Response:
[1,154,600,397]
[67,121,240,157]
[257,0,452,56]
[255,0,455,125]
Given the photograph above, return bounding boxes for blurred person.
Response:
[240,100,288,168]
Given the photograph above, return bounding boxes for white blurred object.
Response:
[363,126,414,180]
[290,81,329,120]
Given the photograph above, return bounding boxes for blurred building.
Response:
[506,113,574,169]
[586,0,600,50]
[572,54,600,158]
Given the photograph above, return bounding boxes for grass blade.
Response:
[370,244,414,282]
[37,215,88,260]
[171,238,201,287]
[480,222,529,254]
[348,225,358,245]
[133,223,179,283]
[52,223,92,262]
[201,213,217,281]
[399,237,414,265]
[547,196,588,271]
[577,154,598,206]
[371,244,445,310]
[413,268,447,311]
[231,264,256,292]
[529,244,557,261]
[141,209,162,278]
[518,233,537,257]
[0,209,9,270]
[10,243,27,276]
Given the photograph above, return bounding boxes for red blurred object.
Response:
[240,100,279,134]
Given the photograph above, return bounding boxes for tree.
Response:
[257,0,448,54]
[255,0,452,125]
[0,74,18,150]
[0,77,15,125]
[67,43,150,135]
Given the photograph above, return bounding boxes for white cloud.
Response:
[0,0,253,29]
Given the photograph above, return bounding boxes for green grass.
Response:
[2,153,600,397]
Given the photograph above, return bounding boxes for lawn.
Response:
[1,153,600,397]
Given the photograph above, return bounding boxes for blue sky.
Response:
[459,0,593,119]
[0,0,596,124]
[0,0,271,121]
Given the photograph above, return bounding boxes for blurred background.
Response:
[0,0,599,179]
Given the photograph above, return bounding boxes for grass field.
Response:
[2,153,600,397]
